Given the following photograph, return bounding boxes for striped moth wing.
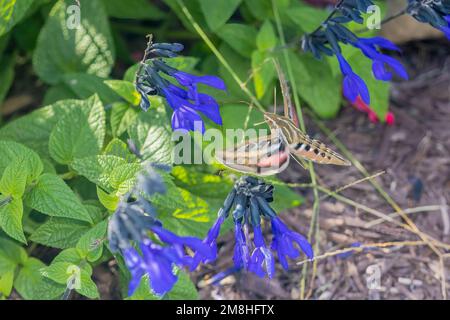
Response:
[215,134,290,176]
[264,113,351,167]
[267,59,351,167]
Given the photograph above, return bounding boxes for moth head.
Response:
[263,112,277,125]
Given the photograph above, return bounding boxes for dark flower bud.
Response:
[150,42,184,52]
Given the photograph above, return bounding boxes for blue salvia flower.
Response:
[407,0,450,38]
[301,0,409,105]
[353,37,408,81]
[270,217,313,270]
[108,164,213,296]
[336,53,370,104]
[441,15,450,39]
[191,176,313,279]
[134,36,226,133]
[248,225,275,278]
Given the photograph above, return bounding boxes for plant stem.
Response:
[309,0,344,36]
[355,8,408,34]
[271,0,321,300]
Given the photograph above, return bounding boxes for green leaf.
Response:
[33,0,115,84]
[104,138,137,162]
[172,166,232,200]
[164,56,199,73]
[52,248,83,265]
[76,219,107,262]
[256,20,277,51]
[43,84,77,106]
[24,173,92,223]
[96,187,119,211]
[15,258,66,300]
[270,181,303,212]
[218,44,252,100]
[0,99,91,158]
[251,50,275,99]
[101,0,165,20]
[220,103,268,131]
[0,159,29,197]
[30,218,90,249]
[0,270,13,297]
[199,0,242,31]
[77,269,100,299]
[157,188,213,238]
[110,103,139,138]
[104,80,140,105]
[62,73,119,104]
[110,163,141,195]
[0,140,43,184]
[286,4,329,34]
[0,197,25,243]
[41,261,99,299]
[49,95,105,164]
[39,262,71,285]
[217,24,257,58]
[0,54,14,105]
[0,0,34,37]
[0,237,27,275]
[84,201,106,223]
[243,0,272,20]
[166,271,198,300]
[72,155,127,192]
[128,109,173,165]
[285,52,342,119]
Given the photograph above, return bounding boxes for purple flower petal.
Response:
[233,221,250,269]
[248,226,275,278]
[359,37,401,51]
[270,217,313,270]
[140,240,178,295]
[190,215,225,270]
[171,106,205,133]
[123,247,146,296]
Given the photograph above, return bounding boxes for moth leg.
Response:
[290,154,308,170]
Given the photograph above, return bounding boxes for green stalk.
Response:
[271,0,320,300]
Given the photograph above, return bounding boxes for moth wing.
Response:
[287,135,351,166]
[215,135,290,176]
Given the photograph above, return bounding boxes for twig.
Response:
[296,240,436,266]
[355,9,408,34]
[135,34,154,84]
[366,205,444,228]
[309,0,345,36]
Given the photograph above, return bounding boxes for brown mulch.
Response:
[194,39,450,300]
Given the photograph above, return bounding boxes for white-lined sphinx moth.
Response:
[215,60,350,176]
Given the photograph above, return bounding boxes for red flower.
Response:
[351,96,395,125]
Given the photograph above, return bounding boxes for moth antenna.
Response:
[273,86,277,114]
[271,58,302,128]
[253,121,266,126]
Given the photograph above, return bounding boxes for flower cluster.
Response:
[191,176,313,278]
[107,164,213,296]
[407,0,450,39]
[302,0,408,105]
[135,36,226,133]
